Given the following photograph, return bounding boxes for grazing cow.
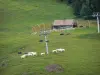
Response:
[21,52,37,59]
[52,50,57,53]
[28,52,37,56]
[56,48,65,52]
[27,53,33,56]
[21,54,27,59]
[40,52,45,55]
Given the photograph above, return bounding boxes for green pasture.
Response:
[0,0,100,75]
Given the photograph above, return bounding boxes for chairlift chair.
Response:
[39,40,43,42]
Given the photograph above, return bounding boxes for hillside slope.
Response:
[0,0,100,75]
[0,0,74,32]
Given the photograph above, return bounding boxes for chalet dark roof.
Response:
[53,19,75,26]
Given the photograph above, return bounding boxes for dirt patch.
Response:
[45,64,64,73]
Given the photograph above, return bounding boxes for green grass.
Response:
[0,0,74,32]
[0,0,100,75]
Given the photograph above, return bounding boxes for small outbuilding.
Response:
[52,19,77,29]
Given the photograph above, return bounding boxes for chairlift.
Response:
[39,40,43,42]
[18,52,22,54]
[60,33,64,35]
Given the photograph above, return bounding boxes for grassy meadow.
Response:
[0,0,100,75]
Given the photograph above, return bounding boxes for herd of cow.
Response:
[21,48,65,59]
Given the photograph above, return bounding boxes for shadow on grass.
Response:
[77,33,100,40]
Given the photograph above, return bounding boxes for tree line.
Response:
[59,0,100,19]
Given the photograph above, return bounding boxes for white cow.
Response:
[28,52,37,56]
[32,52,37,56]
[56,48,65,52]
[52,50,57,53]
[62,49,65,51]
[27,53,33,56]
[21,54,27,59]
[21,52,37,59]
[40,52,45,55]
